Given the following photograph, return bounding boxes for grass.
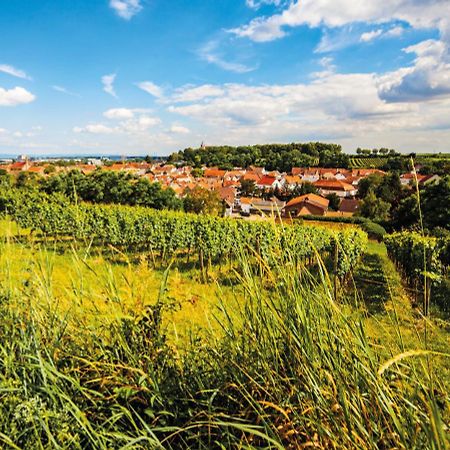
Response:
[0,221,449,448]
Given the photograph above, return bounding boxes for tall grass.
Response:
[0,232,448,449]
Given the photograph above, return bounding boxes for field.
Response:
[0,207,449,448]
[349,157,389,168]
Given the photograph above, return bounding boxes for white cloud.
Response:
[109,0,142,20]
[246,0,282,9]
[230,0,449,43]
[102,73,117,98]
[74,124,118,134]
[386,26,405,38]
[198,40,256,73]
[0,64,32,80]
[104,108,136,120]
[0,86,36,106]
[311,56,336,78]
[169,125,190,134]
[171,84,225,103]
[360,29,383,42]
[360,26,405,42]
[75,109,160,135]
[136,81,165,99]
[52,85,80,97]
[378,39,450,102]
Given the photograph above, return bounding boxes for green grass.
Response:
[0,222,449,448]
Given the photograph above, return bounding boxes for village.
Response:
[0,155,441,219]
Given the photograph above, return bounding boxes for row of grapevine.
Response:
[1,189,368,278]
[384,231,449,313]
[349,157,388,169]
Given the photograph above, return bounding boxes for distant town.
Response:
[0,151,442,220]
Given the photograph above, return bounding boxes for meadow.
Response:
[0,205,449,448]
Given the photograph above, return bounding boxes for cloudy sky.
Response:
[1,0,450,156]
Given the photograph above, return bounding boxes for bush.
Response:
[361,221,386,241]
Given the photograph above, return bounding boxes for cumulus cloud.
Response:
[378,39,450,102]
[171,84,225,103]
[102,73,117,98]
[169,125,190,134]
[136,81,164,99]
[0,64,32,80]
[109,0,142,20]
[74,124,118,134]
[230,0,449,43]
[75,108,160,135]
[104,108,135,120]
[0,86,36,106]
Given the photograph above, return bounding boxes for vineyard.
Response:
[0,188,449,449]
[0,189,367,280]
[385,231,450,314]
[349,157,389,168]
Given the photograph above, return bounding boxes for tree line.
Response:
[168,142,349,171]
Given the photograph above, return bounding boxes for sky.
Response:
[0,0,450,156]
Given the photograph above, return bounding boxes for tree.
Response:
[15,172,39,190]
[183,187,224,216]
[356,148,362,155]
[357,174,383,199]
[0,169,12,188]
[44,164,56,175]
[191,168,204,178]
[421,176,450,230]
[358,190,390,221]
[391,195,419,230]
[239,179,256,197]
[372,149,379,156]
[326,193,340,211]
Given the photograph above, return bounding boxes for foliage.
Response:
[0,188,367,279]
[358,190,391,221]
[0,237,447,449]
[39,169,182,210]
[326,193,340,211]
[384,231,449,313]
[168,142,349,171]
[183,186,224,216]
[421,175,450,231]
[360,221,386,241]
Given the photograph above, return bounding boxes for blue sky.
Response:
[0,0,449,156]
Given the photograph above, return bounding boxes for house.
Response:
[400,173,426,186]
[284,175,302,190]
[338,198,361,216]
[419,174,441,186]
[256,175,284,190]
[313,180,357,198]
[204,168,226,179]
[9,161,30,172]
[283,194,329,217]
[238,197,285,216]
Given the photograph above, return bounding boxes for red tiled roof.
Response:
[314,180,355,191]
[286,193,329,209]
[257,175,277,186]
[204,168,226,178]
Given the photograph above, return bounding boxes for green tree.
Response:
[358,190,390,221]
[326,193,340,211]
[183,187,224,216]
[239,179,256,197]
[421,176,450,230]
